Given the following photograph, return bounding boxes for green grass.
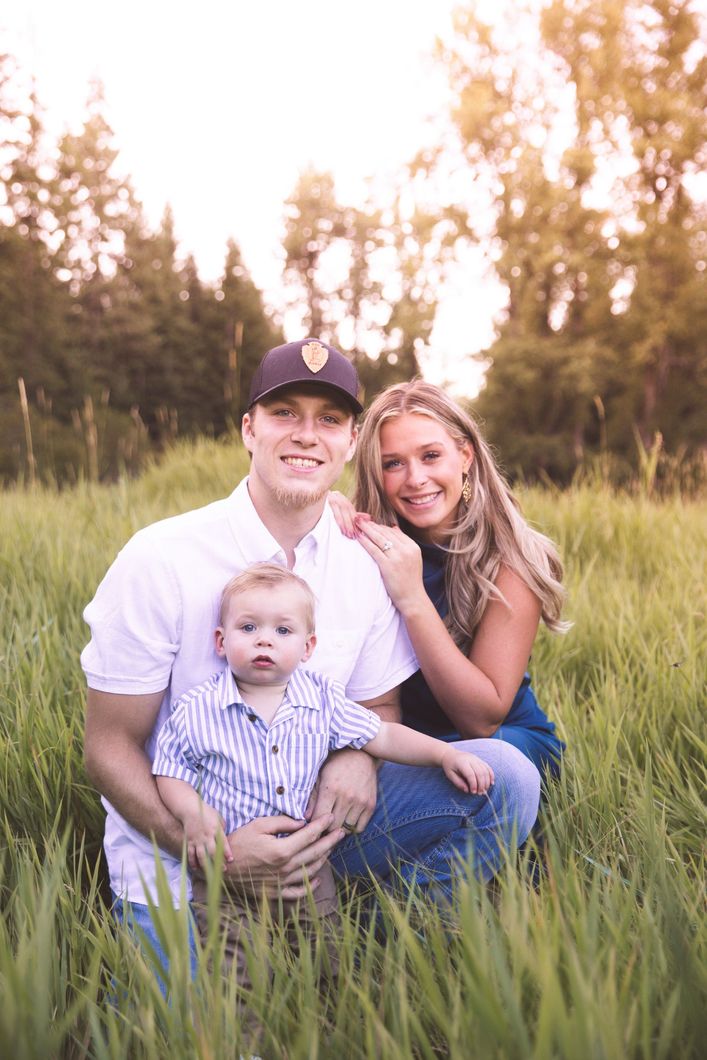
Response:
[1,435,705,1058]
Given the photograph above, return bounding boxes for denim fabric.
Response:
[330,738,541,901]
[435,723,562,780]
[111,891,199,996]
[110,739,540,978]
[399,537,565,779]
[490,723,563,779]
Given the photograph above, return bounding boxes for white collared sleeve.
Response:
[81,529,181,694]
[343,576,417,703]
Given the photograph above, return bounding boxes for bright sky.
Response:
[2,0,513,395]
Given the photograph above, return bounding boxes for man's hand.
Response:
[223,813,345,900]
[305,748,378,834]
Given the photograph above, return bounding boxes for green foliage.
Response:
[0,58,280,483]
[444,0,707,481]
[0,439,705,1056]
[3,4,706,487]
[284,168,346,337]
[216,239,283,424]
[282,167,465,400]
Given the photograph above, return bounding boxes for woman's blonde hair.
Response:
[353,380,567,648]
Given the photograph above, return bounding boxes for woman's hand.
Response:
[353,519,427,614]
[328,494,426,614]
[328,491,369,539]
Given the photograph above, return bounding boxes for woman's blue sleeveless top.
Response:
[399,538,564,777]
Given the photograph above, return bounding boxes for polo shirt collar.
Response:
[294,501,332,566]
[227,476,333,567]
[227,478,282,564]
[218,666,247,709]
[216,665,322,715]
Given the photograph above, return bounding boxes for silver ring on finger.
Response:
[381,541,393,553]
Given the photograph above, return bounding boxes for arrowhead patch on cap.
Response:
[301,341,329,373]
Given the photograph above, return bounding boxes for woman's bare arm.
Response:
[353,523,541,737]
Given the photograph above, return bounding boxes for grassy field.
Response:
[1,436,705,1059]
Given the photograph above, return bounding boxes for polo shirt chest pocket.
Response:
[281,732,331,798]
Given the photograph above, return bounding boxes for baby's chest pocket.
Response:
[284,733,331,794]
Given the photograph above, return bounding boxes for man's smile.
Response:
[281,456,323,469]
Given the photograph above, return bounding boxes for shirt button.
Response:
[276,785,285,795]
[271,745,279,754]
[247,713,257,723]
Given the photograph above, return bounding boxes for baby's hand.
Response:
[183,802,234,870]
[441,748,494,795]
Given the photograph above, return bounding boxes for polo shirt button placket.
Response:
[269,728,285,804]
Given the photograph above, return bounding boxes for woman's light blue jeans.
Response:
[330,738,541,900]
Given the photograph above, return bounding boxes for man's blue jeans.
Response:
[111,891,199,999]
[111,738,540,984]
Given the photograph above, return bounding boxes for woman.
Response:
[332,380,567,778]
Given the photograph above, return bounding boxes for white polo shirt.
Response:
[81,476,417,904]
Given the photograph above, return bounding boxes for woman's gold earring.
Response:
[462,473,472,505]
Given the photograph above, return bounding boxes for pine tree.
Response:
[0,53,73,478]
[217,238,282,425]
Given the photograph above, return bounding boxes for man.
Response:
[82,338,540,973]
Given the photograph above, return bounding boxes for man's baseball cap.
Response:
[248,338,363,415]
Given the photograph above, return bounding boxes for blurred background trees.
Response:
[282,166,461,401]
[0,60,280,481]
[441,0,706,480]
[1,0,705,484]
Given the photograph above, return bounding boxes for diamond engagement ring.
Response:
[381,541,393,552]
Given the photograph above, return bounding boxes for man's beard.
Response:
[274,482,329,510]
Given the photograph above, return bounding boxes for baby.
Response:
[153,563,493,980]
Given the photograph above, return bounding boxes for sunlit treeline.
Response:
[2,0,706,485]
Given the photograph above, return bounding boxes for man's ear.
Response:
[241,411,255,453]
[215,628,226,657]
[301,632,317,663]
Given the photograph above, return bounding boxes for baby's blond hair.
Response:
[219,563,316,631]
